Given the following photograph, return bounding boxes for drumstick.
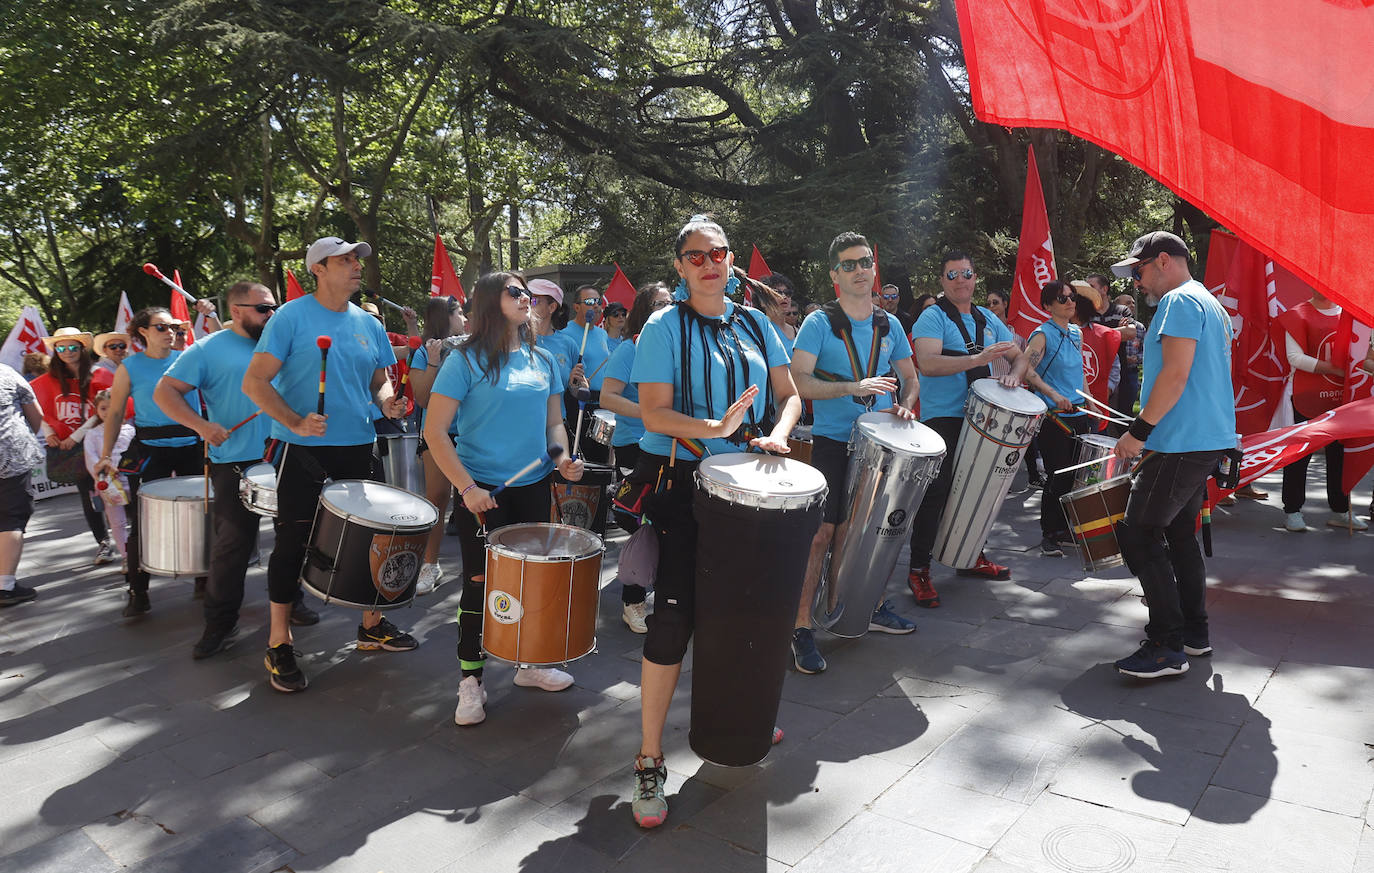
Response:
[316,336,331,416]
[1053,455,1121,477]
[584,355,612,383]
[395,336,422,434]
[226,410,261,435]
[577,316,591,361]
[490,445,565,498]
[142,263,198,304]
[571,386,591,458]
[1074,389,1129,420]
[1075,406,1131,426]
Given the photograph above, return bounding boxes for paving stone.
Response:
[913,725,1076,805]
[124,816,295,873]
[617,823,792,872]
[1212,723,1371,818]
[438,818,616,873]
[993,591,1099,631]
[897,646,1042,697]
[130,749,329,836]
[0,828,117,873]
[959,618,1078,659]
[1253,661,1374,743]
[1356,822,1374,872]
[791,810,985,873]
[872,773,1028,849]
[811,694,982,768]
[988,792,1181,873]
[1170,787,1362,873]
[964,664,1099,745]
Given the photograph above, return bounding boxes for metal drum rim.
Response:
[319,479,438,532]
[486,521,605,562]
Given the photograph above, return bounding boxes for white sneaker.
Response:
[94,539,117,566]
[454,676,487,725]
[622,602,648,634]
[1327,513,1369,531]
[1285,512,1306,532]
[416,563,443,595]
[513,666,573,691]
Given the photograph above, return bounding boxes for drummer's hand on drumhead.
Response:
[709,385,758,438]
[292,412,328,438]
[463,486,497,514]
[885,404,916,421]
[997,372,1022,389]
[198,422,230,446]
[558,455,585,482]
[750,434,789,453]
[1115,433,1144,459]
[852,376,897,398]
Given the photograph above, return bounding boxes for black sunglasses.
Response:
[678,246,729,266]
[1130,256,1158,281]
[1050,293,1075,305]
[150,323,184,333]
[835,256,875,272]
[233,302,280,314]
[104,342,128,351]
[505,284,530,299]
[945,269,975,280]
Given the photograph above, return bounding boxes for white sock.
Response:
[0,575,16,591]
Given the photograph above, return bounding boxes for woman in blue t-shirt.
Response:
[423,272,585,728]
[95,307,204,618]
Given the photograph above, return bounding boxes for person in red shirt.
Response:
[30,328,116,564]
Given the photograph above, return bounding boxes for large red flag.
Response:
[1216,397,1374,500]
[605,263,636,310]
[955,0,1374,325]
[1007,145,1055,339]
[1210,236,1287,434]
[285,269,306,301]
[169,269,194,345]
[430,234,465,303]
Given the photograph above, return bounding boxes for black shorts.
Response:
[0,473,34,532]
[809,434,851,525]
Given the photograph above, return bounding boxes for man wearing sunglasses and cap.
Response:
[557,284,612,464]
[1108,231,1235,680]
[244,237,414,693]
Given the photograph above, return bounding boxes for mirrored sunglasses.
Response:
[945,269,974,280]
[679,246,729,267]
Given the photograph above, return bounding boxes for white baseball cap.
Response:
[305,237,373,269]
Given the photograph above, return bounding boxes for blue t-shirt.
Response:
[432,344,564,486]
[165,330,271,462]
[125,352,197,447]
[411,342,460,436]
[631,301,790,457]
[1028,320,1087,418]
[1140,280,1237,453]
[793,308,912,441]
[607,336,624,357]
[558,322,611,390]
[911,304,1014,420]
[535,331,578,388]
[254,296,396,447]
[603,340,644,448]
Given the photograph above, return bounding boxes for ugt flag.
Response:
[0,307,49,374]
[1008,145,1055,339]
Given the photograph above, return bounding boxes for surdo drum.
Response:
[138,475,212,577]
[1060,475,1131,571]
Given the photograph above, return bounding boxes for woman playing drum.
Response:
[94,307,204,617]
[626,215,801,829]
[423,272,585,727]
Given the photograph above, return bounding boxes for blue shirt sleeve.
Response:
[792,310,828,359]
[630,313,678,386]
[912,305,944,342]
[605,340,635,385]
[1154,294,1206,341]
[748,309,791,367]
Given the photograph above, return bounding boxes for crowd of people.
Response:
[2,223,1370,831]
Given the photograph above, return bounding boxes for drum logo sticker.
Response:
[876,508,909,537]
[369,533,427,601]
[488,590,523,624]
[553,485,600,530]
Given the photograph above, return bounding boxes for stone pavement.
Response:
[2,461,1372,873]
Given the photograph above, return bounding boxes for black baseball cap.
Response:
[1111,231,1190,278]
[603,302,628,316]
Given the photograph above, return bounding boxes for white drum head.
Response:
[970,378,1048,416]
[488,522,603,559]
[593,409,615,425]
[854,412,946,456]
[140,475,213,500]
[697,452,827,501]
[244,463,277,487]
[320,480,438,527]
[1078,434,1118,452]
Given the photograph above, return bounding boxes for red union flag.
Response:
[1333,311,1374,493]
[1081,322,1121,409]
[955,0,1374,325]
[747,245,772,281]
[430,234,465,303]
[1217,396,1374,499]
[285,269,306,302]
[0,306,49,374]
[1008,146,1055,339]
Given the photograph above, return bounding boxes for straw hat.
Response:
[42,327,94,351]
[93,331,131,356]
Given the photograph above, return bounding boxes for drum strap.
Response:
[817,302,889,407]
[674,303,776,445]
[934,297,992,384]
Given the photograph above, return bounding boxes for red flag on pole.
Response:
[430,234,465,303]
[113,291,134,334]
[169,269,194,345]
[1216,397,1374,500]
[954,0,1374,325]
[871,243,882,294]
[1210,235,1287,435]
[285,269,306,301]
[1007,145,1055,339]
[747,245,772,281]
[605,263,637,310]
[0,306,49,374]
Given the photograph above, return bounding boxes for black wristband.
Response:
[1128,416,1155,441]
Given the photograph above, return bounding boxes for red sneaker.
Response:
[907,567,940,608]
[955,554,1011,580]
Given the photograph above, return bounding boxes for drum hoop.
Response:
[852,424,945,458]
[319,480,438,532]
[486,522,604,562]
[1065,473,1133,499]
[694,473,825,511]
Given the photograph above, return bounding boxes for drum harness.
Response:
[934,297,993,385]
[812,301,891,411]
[673,301,776,448]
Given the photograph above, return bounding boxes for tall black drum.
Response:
[690,453,826,767]
[551,463,614,535]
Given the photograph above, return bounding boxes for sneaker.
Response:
[513,666,573,691]
[907,567,940,608]
[868,599,916,634]
[632,754,669,829]
[1183,638,1213,657]
[1039,537,1064,557]
[1284,511,1306,532]
[265,643,308,692]
[1327,513,1368,532]
[0,584,37,607]
[791,627,826,673]
[121,590,150,618]
[956,553,1012,580]
[93,539,117,566]
[1114,640,1189,679]
[192,625,239,660]
[357,616,418,651]
[772,726,784,745]
[622,601,649,634]
[1053,530,1078,547]
[290,598,320,626]
[454,675,487,725]
[416,563,443,595]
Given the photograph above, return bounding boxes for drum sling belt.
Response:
[934,297,991,385]
[812,301,890,410]
[675,302,776,450]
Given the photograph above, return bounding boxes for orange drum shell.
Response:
[482,550,602,665]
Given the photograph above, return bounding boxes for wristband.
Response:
[459,483,478,498]
[1127,417,1155,441]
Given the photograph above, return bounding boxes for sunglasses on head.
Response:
[53,343,83,354]
[104,342,128,352]
[678,246,729,267]
[835,256,875,272]
[233,302,280,314]
[945,268,975,281]
[504,284,530,299]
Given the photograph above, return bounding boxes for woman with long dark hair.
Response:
[94,307,204,617]
[423,271,585,726]
[31,328,113,563]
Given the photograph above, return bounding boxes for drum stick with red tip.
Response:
[399,335,423,387]
[226,411,261,435]
[571,387,591,459]
[142,263,198,304]
[490,445,565,498]
[316,336,332,416]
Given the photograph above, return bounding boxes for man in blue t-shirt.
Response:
[1108,231,1236,680]
[558,284,612,464]
[789,232,921,673]
[906,252,1030,608]
[157,281,313,660]
[243,237,413,694]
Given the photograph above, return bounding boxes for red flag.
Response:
[1216,396,1374,500]
[1333,311,1374,493]
[1211,236,1285,434]
[955,0,1374,325]
[1007,146,1055,339]
[285,269,306,301]
[430,234,465,303]
[747,245,772,281]
[0,306,49,373]
[872,243,882,293]
[606,263,637,310]
[1080,323,1121,409]
[169,269,194,345]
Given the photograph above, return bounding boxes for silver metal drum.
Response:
[933,379,1047,569]
[588,409,616,446]
[139,475,212,577]
[1072,433,1123,488]
[814,414,946,637]
[239,462,278,517]
[377,432,424,495]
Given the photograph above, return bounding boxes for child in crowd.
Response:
[82,390,134,569]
